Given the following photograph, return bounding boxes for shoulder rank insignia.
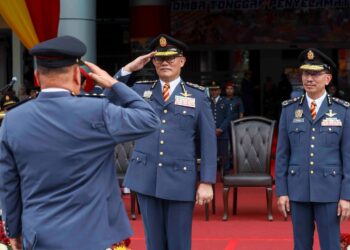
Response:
[185,82,205,91]
[77,93,105,98]
[332,97,350,108]
[5,98,33,112]
[135,80,157,85]
[282,96,301,107]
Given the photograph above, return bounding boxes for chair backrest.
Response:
[115,141,135,174]
[231,116,275,175]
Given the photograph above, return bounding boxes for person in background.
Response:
[276,48,350,250]
[277,73,293,120]
[327,83,339,98]
[263,76,279,120]
[209,81,231,175]
[241,70,255,116]
[224,81,244,166]
[278,73,292,102]
[225,81,244,121]
[18,86,29,101]
[29,88,39,99]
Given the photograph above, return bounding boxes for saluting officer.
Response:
[110,34,217,250]
[0,36,160,250]
[209,82,232,175]
[276,48,350,250]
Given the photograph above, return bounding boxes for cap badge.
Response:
[307,50,314,60]
[159,37,167,47]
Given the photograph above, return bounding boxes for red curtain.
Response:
[25,0,60,42]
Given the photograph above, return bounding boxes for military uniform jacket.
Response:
[226,96,244,121]
[0,83,160,250]
[275,94,350,202]
[110,71,217,202]
[210,97,231,139]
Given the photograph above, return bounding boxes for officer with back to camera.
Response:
[0,36,160,250]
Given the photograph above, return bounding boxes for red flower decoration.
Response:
[0,221,10,246]
[341,233,350,250]
[111,238,131,250]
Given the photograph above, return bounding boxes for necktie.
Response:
[310,101,317,120]
[163,82,170,102]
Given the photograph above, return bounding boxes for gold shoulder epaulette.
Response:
[332,97,350,108]
[77,93,106,98]
[185,82,205,91]
[5,98,32,112]
[135,80,157,84]
[281,96,301,107]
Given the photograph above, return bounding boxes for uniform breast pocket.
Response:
[130,151,147,166]
[320,126,341,145]
[175,106,195,130]
[288,124,306,145]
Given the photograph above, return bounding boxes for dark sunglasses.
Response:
[152,56,182,64]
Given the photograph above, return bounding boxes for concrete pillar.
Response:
[0,41,7,88]
[58,0,96,63]
[12,31,23,93]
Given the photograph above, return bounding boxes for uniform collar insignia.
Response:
[327,94,332,105]
[325,109,337,117]
[299,95,305,105]
[151,81,158,89]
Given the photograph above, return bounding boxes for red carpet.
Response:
[121,132,350,249]
[122,183,350,250]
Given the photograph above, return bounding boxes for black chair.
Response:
[222,116,275,221]
[115,141,139,220]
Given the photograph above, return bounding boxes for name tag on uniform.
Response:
[293,118,304,123]
[143,90,152,99]
[321,118,342,126]
[175,95,196,108]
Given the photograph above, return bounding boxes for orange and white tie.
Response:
[163,82,170,102]
[310,101,317,120]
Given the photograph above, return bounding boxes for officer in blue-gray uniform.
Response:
[208,82,232,175]
[110,34,217,250]
[0,36,160,250]
[224,82,244,121]
[276,48,350,250]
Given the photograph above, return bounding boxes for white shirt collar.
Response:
[160,77,181,97]
[41,88,70,93]
[306,91,327,113]
[213,96,220,103]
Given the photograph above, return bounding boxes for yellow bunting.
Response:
[0,0,39,48]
